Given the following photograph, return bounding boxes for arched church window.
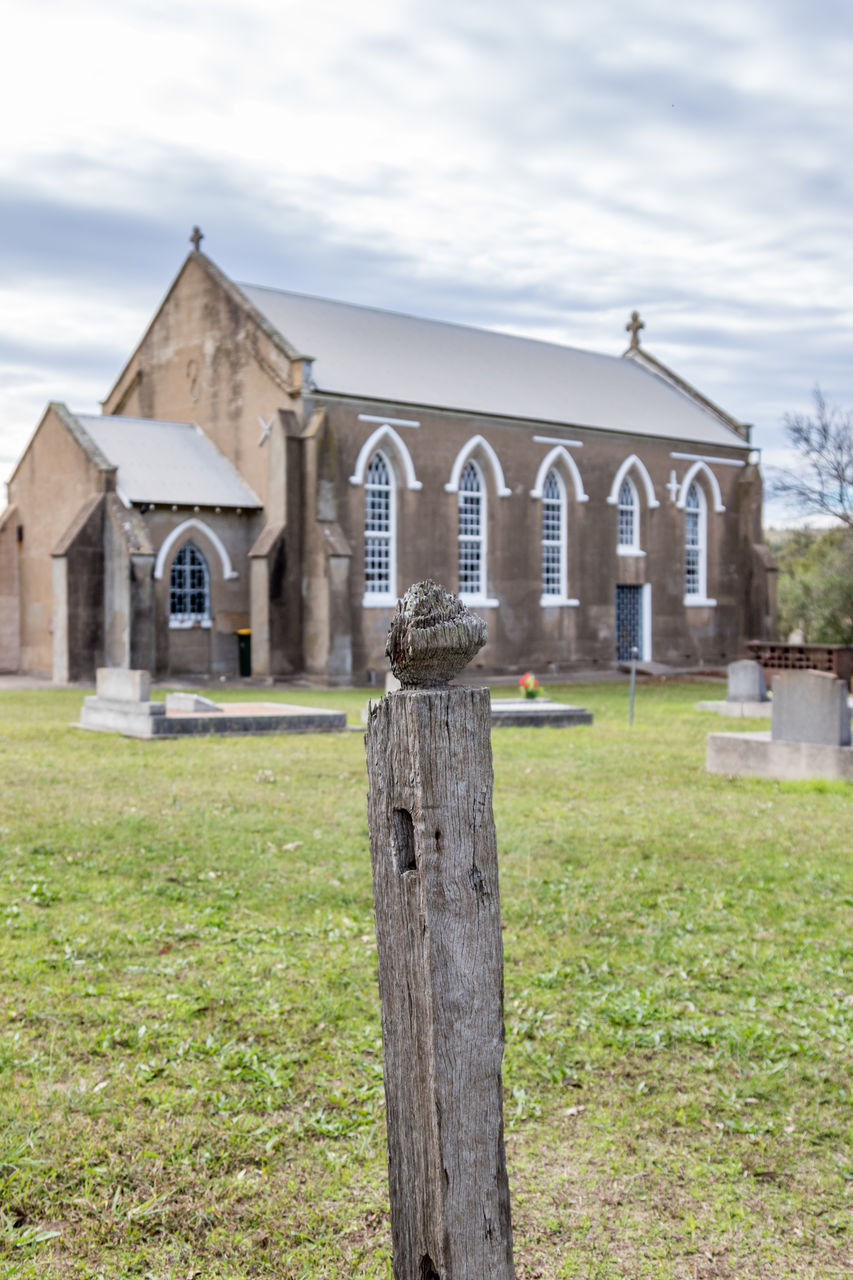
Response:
[684,481,707,600]
[169,542,210,626]
[364,451,395,602]
[458,460,486,599]
[541,469,566,600]
[617,476,640,552]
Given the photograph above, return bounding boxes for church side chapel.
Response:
[0,231,775,683]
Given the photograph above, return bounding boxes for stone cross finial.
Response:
[626,309,645,348]
[386,580,487,688]
[190,226,204,252]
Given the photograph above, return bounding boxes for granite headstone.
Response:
[771,669,851,747]
[727,659,768,703]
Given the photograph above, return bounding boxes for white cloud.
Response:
[2,0,853,520]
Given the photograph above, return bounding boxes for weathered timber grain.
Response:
[366,685,514,1280]
[385,579,487,689]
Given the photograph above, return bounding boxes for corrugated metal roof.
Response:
[75,415,262,508]
[240,284,746,449]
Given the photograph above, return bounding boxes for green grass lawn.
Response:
[0,681,850,1279]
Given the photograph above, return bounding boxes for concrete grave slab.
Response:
[489,697,593,728]
[362,694,594,729]
[707,730,853,782]
[79,694,165,734]
[79,692,347,738]
[697,698,771,718]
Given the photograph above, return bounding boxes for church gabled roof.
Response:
[237,280,749,450]
[73,413,262,509]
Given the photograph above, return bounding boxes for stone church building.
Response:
[0,241,775,683]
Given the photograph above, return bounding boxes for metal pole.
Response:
[629,645,638,725]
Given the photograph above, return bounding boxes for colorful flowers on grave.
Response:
[519,672,540,699]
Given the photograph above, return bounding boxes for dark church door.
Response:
[615,585,643,662]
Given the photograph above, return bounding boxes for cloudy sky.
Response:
[3,0,852,519]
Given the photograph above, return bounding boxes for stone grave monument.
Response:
[78,669,347,738]
[697,658,770,718]
[707,668,853,780]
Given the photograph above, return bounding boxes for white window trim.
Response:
[676,460,725,513]
[641,583,652,661]
[607,455,660,509]
[530,446,589,503]
[445,435,511,496]
[362,450,397,606]
[616,474,642,554]
[358,413,420,428]
[458,458,492,603]
[154,518,237,581]
[670,451,745,468]
[350,425,422,491]
[683,481,717,606]
[540,468,570,605]
[362,594,399,609]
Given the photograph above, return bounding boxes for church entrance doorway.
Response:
[615,584,651,663]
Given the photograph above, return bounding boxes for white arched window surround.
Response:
[457,458,498,607]
[683,480,716,607]
[349,424,422,491]
[606,455,660,510]
[445,435,511,497]
[154,517,238,582]
[539,468,579,607]
[530,445,589,503]
[616,475,642,555]
[363,450,397,607]
[676,460,725,513]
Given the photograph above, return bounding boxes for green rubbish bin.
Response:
[237,628,251,677]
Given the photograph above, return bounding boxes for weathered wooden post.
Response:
[365,581,515,1280]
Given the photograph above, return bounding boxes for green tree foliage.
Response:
[771,525,853,644]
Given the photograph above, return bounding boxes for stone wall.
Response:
[8,405,113,676]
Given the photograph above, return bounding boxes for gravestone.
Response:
[727,659,768,703]
[96,667,152,703]
[771,669,851,747]
[79,667,166,734]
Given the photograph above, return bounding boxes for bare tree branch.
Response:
[772,389,853,526]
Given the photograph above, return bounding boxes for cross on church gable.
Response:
[626,310,645,348]
[190,226,204,252]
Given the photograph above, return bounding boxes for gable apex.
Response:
[621,343,750,443]
[102,249,315,413]
[6,401,117,492]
